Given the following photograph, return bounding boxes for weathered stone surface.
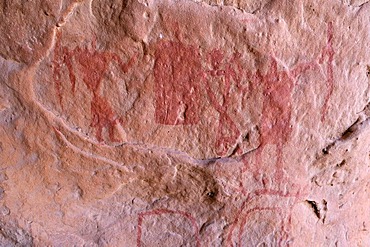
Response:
[0,0,369,246]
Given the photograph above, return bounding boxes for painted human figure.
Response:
[252,57,295,182]
[53,31,136,142]
[153,39,202,125]
[203,50,249,156]
[244,22,334,184]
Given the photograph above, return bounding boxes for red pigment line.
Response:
[226,191,257,246]
[137,214,144,247]
[238,207,282,246]
[242,25,334,181]
[319,21,335,121]
[204,76,241,155]
[137,209,200,247]
[237,187,303,245]
[226,200,248,247]
[241,18,256,24]
[240,57,321,188]
[227,187,300,246]
[228,29,334,246]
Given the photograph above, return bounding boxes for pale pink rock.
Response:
[0,0,369,246]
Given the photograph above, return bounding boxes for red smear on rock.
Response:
[90,94,122,143]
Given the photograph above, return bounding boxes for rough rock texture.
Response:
[0,0,370,246]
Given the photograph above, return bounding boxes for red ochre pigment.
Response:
[53,32,136,142]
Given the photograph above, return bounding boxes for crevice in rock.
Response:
[322,199,328,223]
[305,199,328,223]
[322,143,334,155]
[356,0,370,8]
[340,117,360,140]
[199,221,213,234]
[306,200,321,219]
[227,143,241,158]
[336,159,346,168]
[318,103,370,159]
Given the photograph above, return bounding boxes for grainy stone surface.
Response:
[0,0,369,246]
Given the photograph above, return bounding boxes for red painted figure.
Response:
[154,40,202,125]
[244,22,334,183]
[231,22,335,246]
[53,31,136,142]
[203,50,247,156]
[252,57,294,182]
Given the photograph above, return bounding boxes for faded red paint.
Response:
[203,50,247,156]
[254,57,294,181]
[154,40,202,125]
[243,22,334,182]
[226,187,304,247]
[153,23,334,157]
[52,31,136,142]
[151,42,243,158]
[228,22,334,246]
[247,57,317,182]
[146,22,335,245]
[137,209,200,247]
[238,207,285,245]
[90,95,122,142]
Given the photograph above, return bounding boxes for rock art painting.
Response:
[52,31,136,143]
[243,22,334,183]
[153,22,334,160]
[154,39,203,125]
[0,0,369,246]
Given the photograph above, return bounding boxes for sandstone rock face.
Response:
[0,0,369,246]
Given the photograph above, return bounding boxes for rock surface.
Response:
[0,0,370,246]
